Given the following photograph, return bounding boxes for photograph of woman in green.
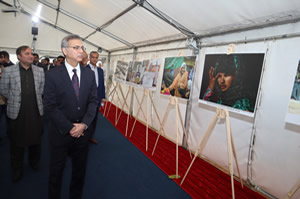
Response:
[200,54,265,113]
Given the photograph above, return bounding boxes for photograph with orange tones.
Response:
[161,56,196,99]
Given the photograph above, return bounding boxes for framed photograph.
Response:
[126,61,141,84]
[161,56,196,99]
[199,53,265,116]
[140,59,161,88]
[285,60,300,125]
[114,60,129,82]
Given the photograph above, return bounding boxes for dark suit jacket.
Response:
[47,64,55,71]
[35,62,47,72]
[87,64,105,107]
[43,63,98,146]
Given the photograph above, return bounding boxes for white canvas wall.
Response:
[187,22,300,199]
[109,22,300,199]
[251,36,300,199]
[2,0,300,198]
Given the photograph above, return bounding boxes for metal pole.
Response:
[37,0,135,48]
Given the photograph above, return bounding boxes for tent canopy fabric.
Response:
[1,0,300,54]
[2,1,300,199]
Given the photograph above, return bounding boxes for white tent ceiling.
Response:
[1,0,300,55]
[2,1,300,198]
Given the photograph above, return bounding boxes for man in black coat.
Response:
[32,53,47,72]
[86,51,105,144]
[43,34,98,199]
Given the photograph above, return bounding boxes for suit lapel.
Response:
[60,64,79,103]
[32,66,40,95]
[13,64,22,92]
[79,66,87,103]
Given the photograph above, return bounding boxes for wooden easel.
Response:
[285,178,300,199]
[114,85,132,125]
[129,88,170,152]
[122,86,134,136]
[180,108,243,199]
[104,82,127,125]
[129,89,152,151]
[151,96,192,179]
[128,88,147,137]
[103,81,117,117]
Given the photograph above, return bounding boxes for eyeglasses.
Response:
[65,45,86,51]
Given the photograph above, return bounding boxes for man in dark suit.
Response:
[33,53,47,72]
[43,34,98,199]
[86,51,105,144]
[0,50,15,67]
[80,51,88,67]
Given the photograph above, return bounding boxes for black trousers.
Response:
[48,138,89,199]
[10,142,40,170]
[0,105,7,137]
[89,107,100,138]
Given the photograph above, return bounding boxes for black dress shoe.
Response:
[30,161,40,170]
[12,169,23,183]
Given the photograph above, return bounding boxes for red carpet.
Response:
[101,102,266,199]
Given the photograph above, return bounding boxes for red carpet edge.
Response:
[100,102,266,199]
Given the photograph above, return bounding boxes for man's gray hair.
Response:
[61,34,81,49]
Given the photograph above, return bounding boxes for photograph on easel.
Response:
[161,56,196,99]
[126,61,141,84]
[125,59,161,89]
[285,60,300,125]
[114,60,129,82]
[199,53,265,115]
[140,59,161,88]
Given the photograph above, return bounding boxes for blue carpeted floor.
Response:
[0,113,191,199]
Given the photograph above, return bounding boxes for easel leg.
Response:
[104,82,116,117]
[125,87,133,136]
[225,109,235,199]
[285,178,300,199]
[230,128,243,188]
[105,83,117,118]
[151,101,172,156]
[114,86,122,125]
[180,110,219,185]
[146,91,150,151]
[129,90,147,137]
[149,93,167,136]
[116,86,131,125]
[177,105,192,158]
[175,98,179,178]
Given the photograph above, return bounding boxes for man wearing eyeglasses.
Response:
[44,34,98,199]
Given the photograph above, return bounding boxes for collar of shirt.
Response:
[89,63,97,70]
[65,60,81,85]
[19,63,32,71]
[89,64,99,87]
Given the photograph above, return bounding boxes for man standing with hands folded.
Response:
[44,34,98,199]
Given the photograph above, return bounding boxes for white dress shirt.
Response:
[65,61,81,86]
[89,64,99,87]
